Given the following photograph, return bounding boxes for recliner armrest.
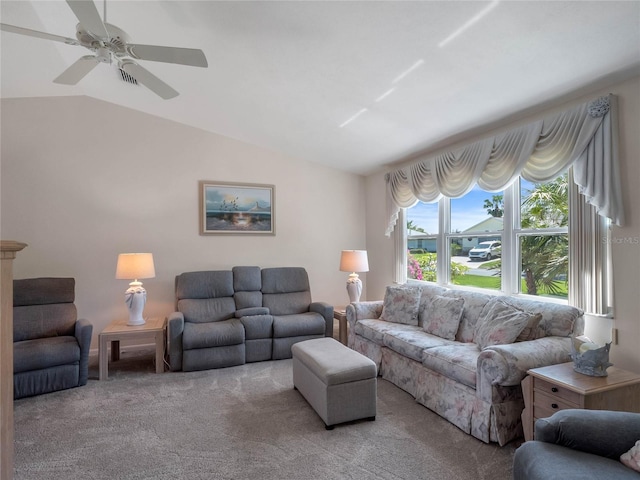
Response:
[536,409,640,459]
[167,312,185,371]
[310,302,333,337]
[75,318,93,386]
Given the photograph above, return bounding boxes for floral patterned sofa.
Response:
[346,284,584,446]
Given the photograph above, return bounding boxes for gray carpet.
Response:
[14,348,516,480]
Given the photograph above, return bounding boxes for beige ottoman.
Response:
[292,337,377,429]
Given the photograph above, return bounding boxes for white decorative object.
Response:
[115,253,155,326]
[339,250,369,303]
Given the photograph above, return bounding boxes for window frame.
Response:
[403,175,571,303]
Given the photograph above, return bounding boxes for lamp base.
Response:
[125,283,147,326]
[346,273,363,303]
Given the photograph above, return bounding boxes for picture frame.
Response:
[199,181,275,235]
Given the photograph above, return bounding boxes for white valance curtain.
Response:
[385,94,623,236]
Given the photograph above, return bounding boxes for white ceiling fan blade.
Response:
[127,44,208,68]
[0,23,78,45]
[120,61,179,100]
[66,0,108,39]
[53,55,99,85]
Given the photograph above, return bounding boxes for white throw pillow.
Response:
[422,295,465,340]
[515,311,543,342]
[474,298,533,350]
[621,440,640,473]
[380,285,422,326]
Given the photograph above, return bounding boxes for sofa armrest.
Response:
[346,301,383,328]
[536,409,640,459]
[167,312,185,371]
[75,318,93,386]
[310,301,334,337]
[476,336,571,400]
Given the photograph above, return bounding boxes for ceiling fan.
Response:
[0,0,208,99]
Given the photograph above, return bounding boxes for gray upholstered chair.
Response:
[168,270,246,372]
[261,267,333,360]
[13,277,92,399]
[513,409,640,479]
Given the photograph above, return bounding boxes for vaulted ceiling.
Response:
[2,1,639,175]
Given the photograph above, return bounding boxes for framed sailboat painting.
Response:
[199,181,275,235]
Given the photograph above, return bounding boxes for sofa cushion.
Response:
[183,319,244,349]
[176,271,234,300]
[233,266,263,309]
[261,267,310,293]
[474,299,533,350]
[234,291,263,310]
[354,319,418,345]
[14,336,80,373]
[272,313,326,338]
[516,312,543,342]
[13,304,77,342]
[178,297,236,324]
[421,344,481,389]
[13,277,75,306]
[263,292,311,316]
[443,290,493,342]
[383,328,455,362]
[380,285,422,326]
[232,266,262,291]
[422,295,465,340]
[240,314,273,340]
[501,296,583,338]
[417,284,448,327]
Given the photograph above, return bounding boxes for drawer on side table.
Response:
[533,390,578,419]
[534,378,582,404]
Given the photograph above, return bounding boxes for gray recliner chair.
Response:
[13,277,93,399]
[513,409,640,479]
[261,267,333,360]
[168,270,246,372]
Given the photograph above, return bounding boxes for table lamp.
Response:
[115,253,155,325]
[339,250,369,303]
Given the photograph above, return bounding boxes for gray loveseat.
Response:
[513,409,640,479]
[13,277,93,399]
[347,283,584,445]
[168,266,333,372]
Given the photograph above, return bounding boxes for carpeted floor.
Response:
[13,348,516,480]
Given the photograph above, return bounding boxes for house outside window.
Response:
[406,171,569,300]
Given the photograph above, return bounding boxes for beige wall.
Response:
[3,78,638,372]
[1,96,367,345]
[364,75,640,373]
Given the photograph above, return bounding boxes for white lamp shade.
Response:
[115,253,156,280]
[339,250,369,273]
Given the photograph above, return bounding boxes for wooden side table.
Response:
[99,317,167,380]
[334,307,348,345]
[521,362,640,441]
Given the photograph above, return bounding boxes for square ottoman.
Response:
[292,337,377,429]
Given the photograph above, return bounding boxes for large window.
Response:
[406,171,569,300]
